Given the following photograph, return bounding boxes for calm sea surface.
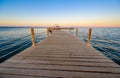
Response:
[0,27,47,62]
[0,27,120,64]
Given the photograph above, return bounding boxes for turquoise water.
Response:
[0,27,120,65]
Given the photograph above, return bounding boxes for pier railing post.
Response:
[76,28,78,37]
[87,28,92,46]
[47,28,49,36]
[31,28,35,46]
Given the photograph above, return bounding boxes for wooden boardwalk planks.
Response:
[0,30,120,78]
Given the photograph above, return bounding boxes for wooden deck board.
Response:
[0,30,120,78]
[3,59,120,68]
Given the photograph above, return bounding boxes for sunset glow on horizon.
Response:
[0,0,120,27]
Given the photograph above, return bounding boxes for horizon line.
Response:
[0,26,120,28]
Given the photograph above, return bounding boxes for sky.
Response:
[0,0,120,27]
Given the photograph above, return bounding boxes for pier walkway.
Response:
[0,30,120,78]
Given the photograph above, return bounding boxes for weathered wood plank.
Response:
[0,68,120,78]
[0,62,120,73]
[0,74,49,78]
[5,59,120,67]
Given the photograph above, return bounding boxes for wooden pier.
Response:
[0,30,120,78]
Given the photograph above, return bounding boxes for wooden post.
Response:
[31,28,35,46]
[47,28,49,36]
[76,28,78,37]
[87,28,92,46]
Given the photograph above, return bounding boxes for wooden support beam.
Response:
[87,28,92,46]
[47,28,49,37]
[76,28,78,37]
[31,28,35,46]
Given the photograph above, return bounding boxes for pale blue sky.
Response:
[0,0,120,27]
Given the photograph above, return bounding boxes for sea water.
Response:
[72,27,120,64]
[0,27,120,65]
[0,27,47,62]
